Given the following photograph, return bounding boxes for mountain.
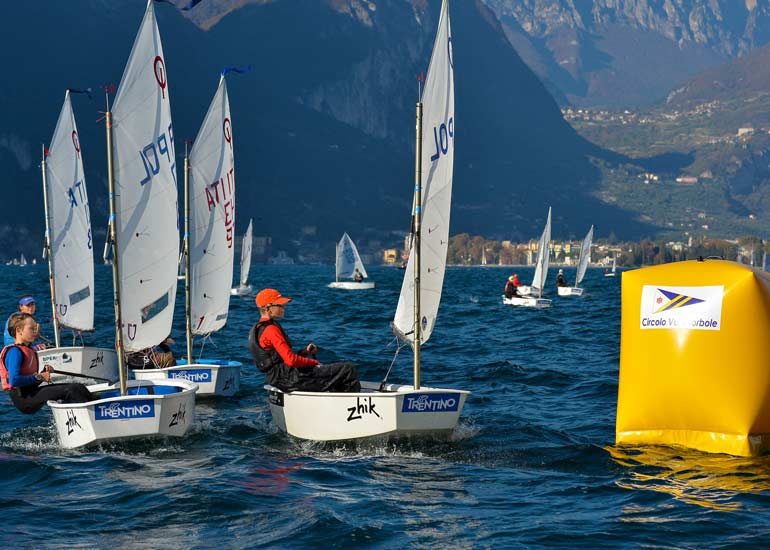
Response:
[665,41,770,109]
[483,0,770,108]
[0,0,657,262]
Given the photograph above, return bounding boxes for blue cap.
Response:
[18,296,35,306]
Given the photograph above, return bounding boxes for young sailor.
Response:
[248,288,360,393]
[0,313,91,414]
[556,269,569,288]
[4,295,46,348]
[504,274,520,298]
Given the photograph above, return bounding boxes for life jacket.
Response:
[249,319,291,374]
[0,344,39,391]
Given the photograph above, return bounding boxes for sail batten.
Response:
[111,0,178,352]
[189,75,235,335]
[393,0,454,346]
[46,91,95,331]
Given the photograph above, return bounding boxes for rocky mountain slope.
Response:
[483,0,770,107]
[0,0,655,261]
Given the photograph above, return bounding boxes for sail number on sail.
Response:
[139,123,176,186]
[429,118,454,162]
[67,180,92,249]
[203,167,235,248]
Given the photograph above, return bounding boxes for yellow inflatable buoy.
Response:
[616,258,770,456]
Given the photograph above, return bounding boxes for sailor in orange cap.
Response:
[248,288,360,393]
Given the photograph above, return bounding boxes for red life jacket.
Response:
[0,344,39,390]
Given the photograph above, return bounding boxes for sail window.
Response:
[69,286,91,307]
[141,291,170,324]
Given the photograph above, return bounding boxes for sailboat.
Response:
[504,207,552,308]
[134,73,241,398]
[19,254,27,267]
[558,225,593,297]
[328,232,375,289]
[605,256,616,277]
[36,90,119,382]
[265,0,468,441]
[48,0,197,449]
[231,219,253,295]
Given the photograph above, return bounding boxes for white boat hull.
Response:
[502,295,552,308]
[328,281,376,290]
[37,347,119,382]
[230,284,253,296]
[266,381,469,441]
[132,360,241,397]
[48,379,197,449]
[557,286,583,296]
[604,273,616,277]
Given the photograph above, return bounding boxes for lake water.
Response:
[2,264,770,549]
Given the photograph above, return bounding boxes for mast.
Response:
[41,143,60,348]
[413,99,423,390]
[184,142,193,365]
[335,241,339,283]
[105,97,128,396]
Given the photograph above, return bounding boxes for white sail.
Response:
[19,254,27,267]
[575,225,593,286]
[46,91,95,331]
[612,256,616,273]
[336,233,368,279]
[393,0,454,345]
[189,75,235,335]
[111,0,178,352]
[531,207,552,296]
[240,219,252,287]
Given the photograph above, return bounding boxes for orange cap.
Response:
[256,288,292,308]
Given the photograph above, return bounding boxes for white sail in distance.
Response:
[575,225,593,286]
[240,219,252,287]
[190,75,235,335]
[337,233,368,279]
[46,91,94,331]
[393,0,454,345]
[111,0,178,351]
[531,207,552,295]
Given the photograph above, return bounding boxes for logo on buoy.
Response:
[640,285,723,331]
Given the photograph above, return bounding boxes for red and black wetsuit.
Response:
[249,317,360,393]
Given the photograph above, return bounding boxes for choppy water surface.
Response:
[2,264,770,549]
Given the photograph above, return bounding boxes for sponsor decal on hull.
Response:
[95,399,155,420]
[346,396,381,422]
[402,393,460,413]
[66,409,83,435]
[169,369,212,383]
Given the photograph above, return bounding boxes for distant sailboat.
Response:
[558,225,593,297]
[48,0,197,449]
[265,0,468,441]
[36,90,119,382]
[231,219,253,295]
[328,232,375,289]
[135,73,242,397]
[19,254,27,267]
[504,207,552,308]
[605,256,617,277]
